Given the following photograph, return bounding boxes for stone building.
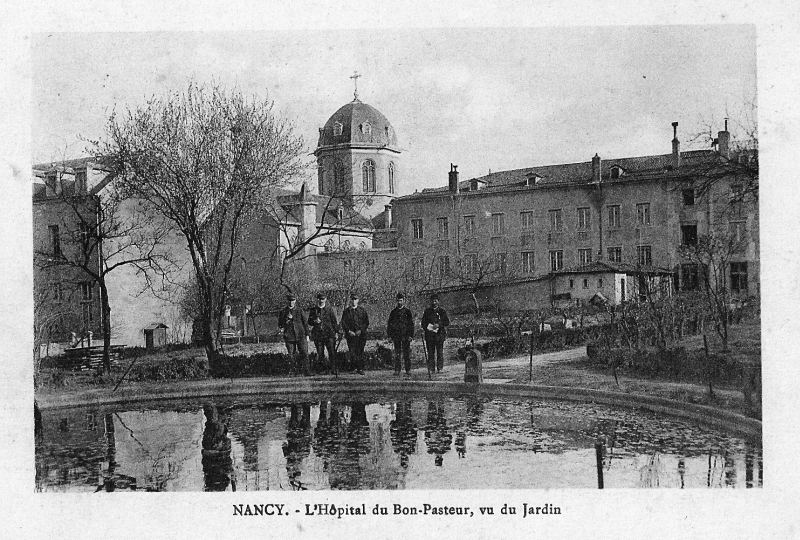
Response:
[33,89,759,344]
[382,122,758,313]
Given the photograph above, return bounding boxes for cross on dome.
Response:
[350,70,361,101]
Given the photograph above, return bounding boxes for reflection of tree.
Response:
[202,403,235,492]
[282,404,312,490]
[424,400,452,466]
[390,402,417,469]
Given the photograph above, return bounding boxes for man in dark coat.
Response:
[421,293,450,373]
[278,294,310,375]
[308,293,340,376]
[340,293,369,375]
[387,292,414,376]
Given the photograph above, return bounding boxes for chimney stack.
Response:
[448,163,459,192]
[591,154,601,183]
[384,204,393,228]
[717,117,731,159]
[671,122,681,167]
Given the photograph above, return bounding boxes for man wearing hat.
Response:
[421,293,450,373]
[277,293,310,376]
[387,292,415,376]
[308,293,340,375]
[340,293,369,375]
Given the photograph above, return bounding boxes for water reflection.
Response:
[35,396,763,491]
[425,400,452,467]
[201,404,234,491]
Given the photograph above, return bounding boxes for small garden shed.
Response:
[143,323,168,350]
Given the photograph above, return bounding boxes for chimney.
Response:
[384,204,392,228]
[671,121,681,167]
[448,163,459,192]
[591,154,601,183]
[717,117,731,159]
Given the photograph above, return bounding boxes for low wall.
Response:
[37,379,761,441]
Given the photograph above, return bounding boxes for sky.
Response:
[32,26,756,194]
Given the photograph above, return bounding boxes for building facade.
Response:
[33,93,759,345]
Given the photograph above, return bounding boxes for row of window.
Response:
[411,204,653,240]
[329,160,395,195]
[415,215,747,250]
[332,121,392,138]
[410,245,653,279]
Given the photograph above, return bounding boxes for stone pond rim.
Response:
[36,379,762,442]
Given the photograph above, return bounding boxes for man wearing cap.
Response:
[277,294,310,376]
[340,293,369,375]
[387,292,415,376]
[421,294,450,373]
[308,293,340,375]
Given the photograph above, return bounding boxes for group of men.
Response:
[277,292,450,377]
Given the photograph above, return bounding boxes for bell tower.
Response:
[314,76,401,220]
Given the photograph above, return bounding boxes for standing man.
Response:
[308,293,340,376]
[387,292,414,377]
[341,293,369,375]
[277,294,310,376]
[421,293,450,374]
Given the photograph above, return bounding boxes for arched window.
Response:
[342,239,351,251]
[333,122,343,136]
[388,162,395,194]
[324,238,334,252]
[362,160,376,193]
[333,161,346,195]
[361,122,371,135]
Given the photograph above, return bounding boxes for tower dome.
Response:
[317,100,399,149]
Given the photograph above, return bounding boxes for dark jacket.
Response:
[387,306,415,340]
[278,305,308,342]
[308,304,339,341]
[421,306,450,342]
[341,305,369,336]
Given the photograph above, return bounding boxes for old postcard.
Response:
[3,1,799,538]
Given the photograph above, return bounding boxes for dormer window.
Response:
[525,173,541,186]
[361,122,372,135]
[610,166,624,180]
[333,122,343,136]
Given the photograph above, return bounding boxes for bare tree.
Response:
[686,100,758,202]
[679,232,743,352]
[97,81,305,362]
[34,171,177,372]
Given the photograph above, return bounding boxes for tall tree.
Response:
[98,82,305,362]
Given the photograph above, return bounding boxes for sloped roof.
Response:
[33,156,112,173]
[404,149,726,200]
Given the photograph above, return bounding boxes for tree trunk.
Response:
[202,312,219,364]
[100,281,113,374]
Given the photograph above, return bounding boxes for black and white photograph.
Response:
[3,1,799,538]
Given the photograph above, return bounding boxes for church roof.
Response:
[316,100,398,150]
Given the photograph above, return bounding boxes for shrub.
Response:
[127,354,210,382]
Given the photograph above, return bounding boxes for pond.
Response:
[35,394,762,491]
